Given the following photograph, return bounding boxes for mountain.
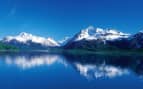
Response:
[0,27,143,51]
[58,37,71,46]
[129,31,143,48]
[71,26,129,41]
[1,32,59,50]
[64,26,143,50]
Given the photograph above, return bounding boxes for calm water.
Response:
[0,52,143,89]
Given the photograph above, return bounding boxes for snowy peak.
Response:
[73,26,130,41]
[2,32,59,47]
[19,32,33,37]
[58,37,71,46]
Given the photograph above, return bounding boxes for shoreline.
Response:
[0,49,143,56]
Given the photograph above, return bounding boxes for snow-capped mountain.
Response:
[0,26,143,51]
[1,32,59,49]
[72,26,130,41]
[64,26,143,50]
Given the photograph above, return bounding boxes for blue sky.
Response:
[0,0,143,40]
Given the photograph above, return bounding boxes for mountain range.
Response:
[1,32,59,50]
[0,26,143,51]
[64,26,143,50]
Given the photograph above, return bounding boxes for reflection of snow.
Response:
[5,55,63,69]
[75,63,128,79]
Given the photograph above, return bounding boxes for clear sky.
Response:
[0,0,143,40]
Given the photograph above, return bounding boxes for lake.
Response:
[0,52,143,89]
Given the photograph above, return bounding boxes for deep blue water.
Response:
[0,52,143,89]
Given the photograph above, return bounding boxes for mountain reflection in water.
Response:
[0,52,143,79]
[64,53,143,79]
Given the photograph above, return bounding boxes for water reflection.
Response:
[63,54,143,79]
[75,63,128,79]
[0,52,66,69]
[1,52,143,79]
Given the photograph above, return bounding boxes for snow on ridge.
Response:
[73,26,130,41]
[58,37,70,46]
[3,32,59,47]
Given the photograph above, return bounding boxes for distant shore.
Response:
[0,48,143,56]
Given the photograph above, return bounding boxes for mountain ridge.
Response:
[64,26,143,50]
[0,26,143,51]
[1,32,59,50]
